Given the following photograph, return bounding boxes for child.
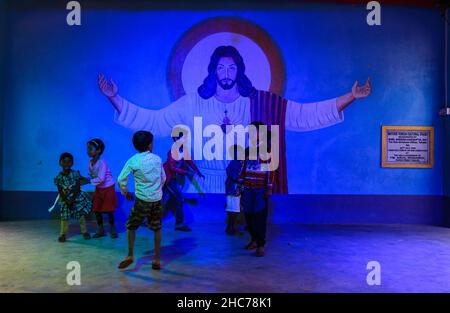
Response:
[86,138,118,239]
[117,131,166,270]
[162,126,204,232]
[54,152,92,242]
[225,144,244,235]
[238,122,274,257]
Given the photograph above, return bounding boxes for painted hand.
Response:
[351,77,371,99]
[98,73,118,98]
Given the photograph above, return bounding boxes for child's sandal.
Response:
[118,257,134,269]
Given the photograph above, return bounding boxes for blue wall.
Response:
[445,12,450,199]
[1,4,445,196]
[445,118,450,197]
[0,0,7,192]
[445,96,450,198]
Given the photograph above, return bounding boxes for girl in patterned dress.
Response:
[54,152,92,242]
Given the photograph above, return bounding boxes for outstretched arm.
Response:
[285,77,371,132]
[97,73,190,136]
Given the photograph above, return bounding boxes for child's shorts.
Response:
[93,185,118,213]
[225,195,241,213]
[126,198,162,231]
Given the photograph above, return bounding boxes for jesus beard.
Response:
[217,78,236,90]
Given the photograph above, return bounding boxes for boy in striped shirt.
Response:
[239,122,275,257]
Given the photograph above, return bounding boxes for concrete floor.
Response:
[1,220,450,292]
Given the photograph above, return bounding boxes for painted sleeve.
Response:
[285,98,344,132]
[113,94,191,137]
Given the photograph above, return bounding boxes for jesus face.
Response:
[215,57,237,90]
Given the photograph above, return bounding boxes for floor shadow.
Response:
[124,237,198,272]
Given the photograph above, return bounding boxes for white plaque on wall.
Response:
[381,126,434,168]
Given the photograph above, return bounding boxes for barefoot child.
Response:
[54,152,92,242]
[86,138,119,239]
[117,131,166,270]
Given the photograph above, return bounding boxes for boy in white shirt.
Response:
[117,130,166,270]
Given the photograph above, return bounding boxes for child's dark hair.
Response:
[59,152,74,163]
[87,138,105,155]
[132,131,154,152]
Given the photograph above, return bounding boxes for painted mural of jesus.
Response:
[98,46,371,194]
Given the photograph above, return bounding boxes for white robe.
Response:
[113,92,344,193]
